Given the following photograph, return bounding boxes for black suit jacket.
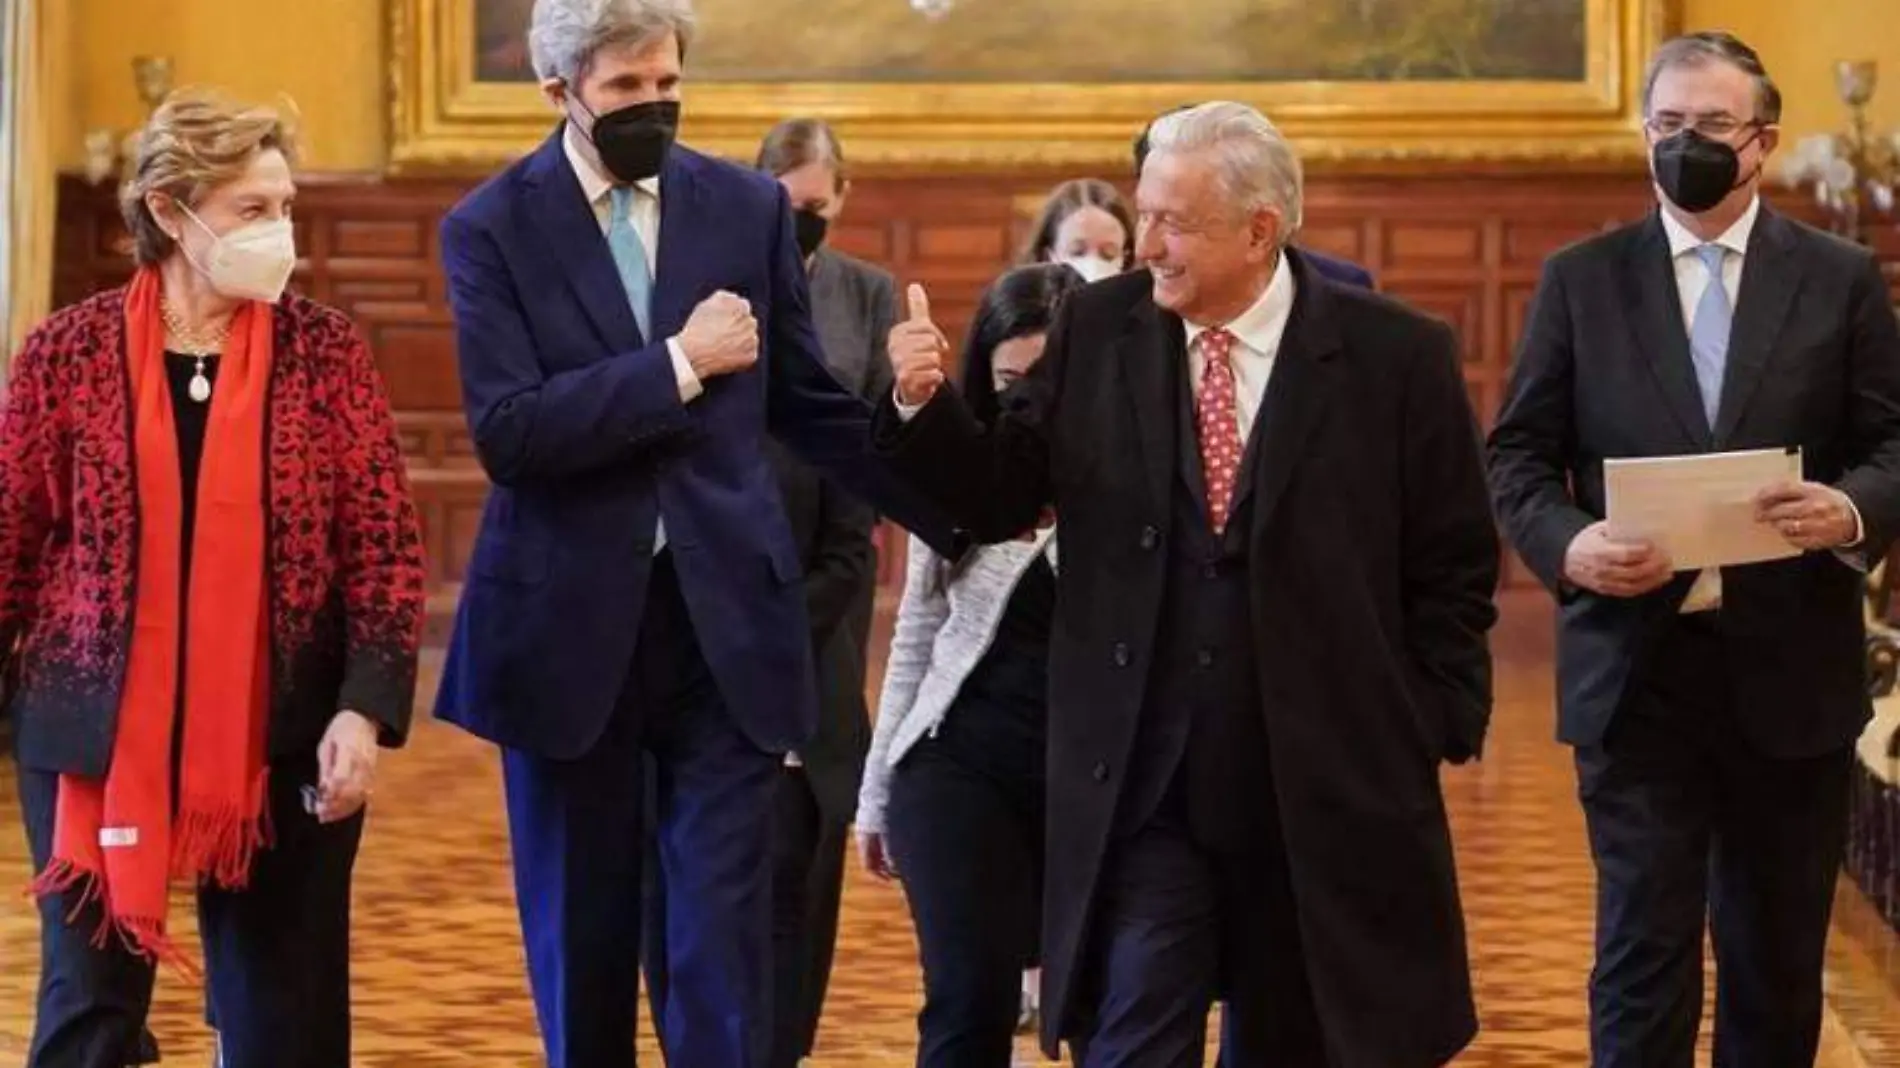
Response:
[1489,206,1900,757]
[875,252,1499,1066]
[768,440,875,825]
[774,250,896,826]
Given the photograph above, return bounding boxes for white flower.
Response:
[1824,156,1859,190]
[1781,134,1839,185]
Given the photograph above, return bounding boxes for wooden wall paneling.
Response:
[53,171,1890,620]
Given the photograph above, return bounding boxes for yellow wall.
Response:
[70,0,385,172]
[61,0,1900,174]
[1683,0,1900,138]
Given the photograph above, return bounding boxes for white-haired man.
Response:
[432,2,953,1066]
[879,101,1498,1065]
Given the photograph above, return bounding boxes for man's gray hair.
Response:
[529,0,698,84]
[1641,31,1782,124]
[1146,101,1303,246]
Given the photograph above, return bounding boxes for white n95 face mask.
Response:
[1057,254,1121,284]
[181,206,297,304]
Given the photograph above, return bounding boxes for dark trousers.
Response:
[645,764,850,1068]
[885,732,1044,1068]
[503,555,778,1068]
[771,765,849,1066]
[18,753,364,1068]
[1074,779,1324,1068]
[1576,617,1852,1068]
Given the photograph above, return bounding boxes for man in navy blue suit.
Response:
[432,2,951,1065]
[1135,108,1375,290]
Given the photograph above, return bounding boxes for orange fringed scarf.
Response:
[32,267,275,970]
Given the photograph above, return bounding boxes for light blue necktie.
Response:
[1688,243,1731,429]
[610,185,668,554]
[608,185,654,341]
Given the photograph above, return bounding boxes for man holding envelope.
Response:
[1489,30,1900,1068]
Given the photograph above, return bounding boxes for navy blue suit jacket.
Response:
[1303,248,1374,289]
[434,131,950,759]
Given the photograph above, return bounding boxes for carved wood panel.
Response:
[54,172,1891,614]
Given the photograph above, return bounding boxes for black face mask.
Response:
[1652,127,1760,215]
[793,209,829,258]
[577,97,680,183]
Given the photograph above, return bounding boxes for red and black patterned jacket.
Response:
[0,287,426,776]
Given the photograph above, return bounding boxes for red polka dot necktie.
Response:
[1195,327,1244,536]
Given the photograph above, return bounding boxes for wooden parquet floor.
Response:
[2,590,1897,1066]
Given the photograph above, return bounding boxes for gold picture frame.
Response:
[388,0,1676,174]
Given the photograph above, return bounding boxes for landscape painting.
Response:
[393,0,1671,171]
[476,0,1587,84]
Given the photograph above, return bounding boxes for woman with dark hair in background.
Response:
[1021,178,1135,283]
[857,263,1085,1068]
[643,116,896,1068]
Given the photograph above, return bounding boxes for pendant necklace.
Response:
[159,300,231,404]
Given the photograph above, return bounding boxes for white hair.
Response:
[529,0,698,83]
[1146,101,1304,247]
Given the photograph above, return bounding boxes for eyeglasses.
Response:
[1644,113,1762,140]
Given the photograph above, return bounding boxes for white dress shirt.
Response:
[1657,197,1861,612]
[1181,252,1297,443]
[563,127,701,554]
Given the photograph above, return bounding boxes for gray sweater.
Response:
[857,528,1059,835]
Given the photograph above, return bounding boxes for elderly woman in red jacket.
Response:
[0,88,424,1068]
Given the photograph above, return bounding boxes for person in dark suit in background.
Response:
[1135,106,1375,291]
[754,115,896,1068]
[881,101,1498,1068]
[750,441,875,1067]
[646,116,897,1068]
[1488,31,1900,1068]
[430,3,952,1066]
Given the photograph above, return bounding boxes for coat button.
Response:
[1139,526,1159,550]
[1197,648,1215,668]
[1202,563,1219,579]
[1112,642,1131,667]
[1092,762,1111,783]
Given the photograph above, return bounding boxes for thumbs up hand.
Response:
[890,283,949,408]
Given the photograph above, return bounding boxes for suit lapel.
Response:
[1247,256,1341,538]
[522,129,644,352]
[650,149,705,344]
[1118,298,1179,517]
[1174,356,1210,508]
[1713,209,1801,446]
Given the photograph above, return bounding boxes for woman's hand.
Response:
[857,829,898,882]
[314,710,380,824]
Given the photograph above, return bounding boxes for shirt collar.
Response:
[1183,251,1296,354]
[1660,194,1759,260]
[563,123,661,207]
